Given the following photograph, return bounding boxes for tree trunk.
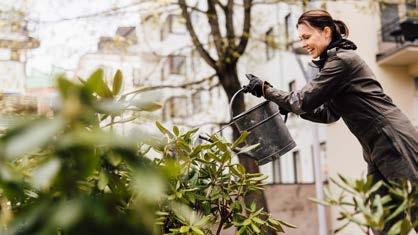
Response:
[218,64,275,235]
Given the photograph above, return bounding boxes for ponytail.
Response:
[333,19,349,38]
[297,10,351,42]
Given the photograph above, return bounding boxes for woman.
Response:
[243,9,417,233]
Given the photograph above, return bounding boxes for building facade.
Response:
[75,1,417,234]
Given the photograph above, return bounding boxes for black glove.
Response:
[279,106,290,115]
[242,74,264,97]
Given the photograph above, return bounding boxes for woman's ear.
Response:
[323,26,332,39]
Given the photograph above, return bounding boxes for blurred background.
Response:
[0,0,417,234]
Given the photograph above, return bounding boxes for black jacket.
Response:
[264,47,418,181]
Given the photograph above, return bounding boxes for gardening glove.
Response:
[242,74,271,97]
[279,106,290,115]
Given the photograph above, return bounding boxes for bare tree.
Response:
[176,0,268,210]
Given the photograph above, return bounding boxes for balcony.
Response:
[376,16,418,66]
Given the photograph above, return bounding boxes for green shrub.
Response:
[0,69,294,235]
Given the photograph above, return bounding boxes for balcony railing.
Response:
[376,16,418,65]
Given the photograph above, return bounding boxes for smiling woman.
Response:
[296,10,356,62]
[243,9,418,235]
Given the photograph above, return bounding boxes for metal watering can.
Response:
[228,88,296,165]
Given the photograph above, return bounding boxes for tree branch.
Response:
[170,2,207,14]
[120,74,216,98]
[224,0,237,52]
[178,0,218,70]
[207,0,226,58]
[191,81,220,94]
[235,0,253,60]
[173,120,229,128]
[102,114,141,128]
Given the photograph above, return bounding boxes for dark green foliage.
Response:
[0,70,294,235]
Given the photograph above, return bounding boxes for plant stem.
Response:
[216,217,226,235]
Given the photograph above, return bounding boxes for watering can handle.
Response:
[229,88,246,120]
[229,88,289,123]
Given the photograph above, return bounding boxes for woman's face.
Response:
[297,23,332,59]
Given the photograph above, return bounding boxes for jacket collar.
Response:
[311,39,357,69]
[311,48,338,69]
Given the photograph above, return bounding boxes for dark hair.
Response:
[297,10,349,42]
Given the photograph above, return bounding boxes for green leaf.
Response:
[368,180,383,195]
[251,223,261,233]
[173,126,180,136]
[400,219,412,235]
[237,143,260,154]
[4,117,65,160]
[308,197,331,207]
[277,219,297,228]
[131,95,162,112]
[237,165,246,174]
[232,131,249,148]
[107,152,122,167]
[250,202,257,211]
[252,217,265,225]
[112,69,123,95]
[134,101,162,112]
[31,158,61,190]
[267,218,285,232]
[86,68,113,98]
[230,165,242,177]
[387,220,402,235]
[132,170,165,201]
[237,225,246,235]
[179,226,190,233]
[51,200,82,229]
[98,170,109,191]
[57,76,78,98]
[330,177,357,195]
[242,219,251,226]
[191,227,204,235]
[385,200,407,222]
[156,121,174,138]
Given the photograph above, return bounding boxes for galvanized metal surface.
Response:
[230,89,296,165]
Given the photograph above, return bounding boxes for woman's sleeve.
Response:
[264,55,347,115]
[299,102,341,124]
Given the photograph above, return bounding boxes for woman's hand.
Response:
[242,74,265,97]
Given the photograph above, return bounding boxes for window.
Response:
[161,62,167,81]
[160,19,170,41]
[191,49,201,73]
[192,92,202,114]
[291,151,302,183]
[272,158,281,183]
[169,15,186,34]
[161,14,186,40]
[265,27,275,60]
[280,153,296,184]
[164,96,189,119]
[284,13,294,49]
[169,55,186,75]
[380,3,400,42]
[311,142,328,183]
[406,0,417,15]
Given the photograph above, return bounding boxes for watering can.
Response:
[227,88,296,165]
